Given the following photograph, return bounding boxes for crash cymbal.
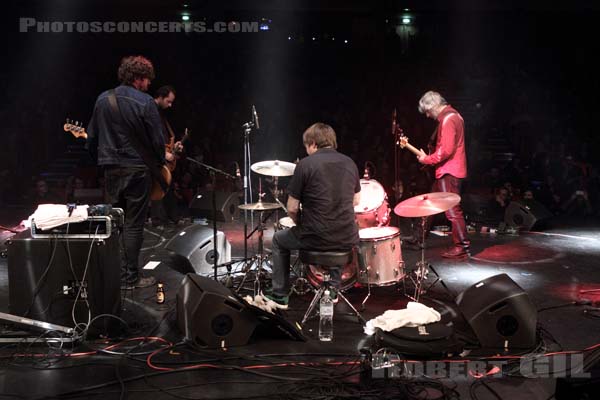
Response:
[251,160,296,177]
[393,192,461,218]
[238,201,282,211]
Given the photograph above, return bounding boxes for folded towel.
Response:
[364,302,441,335]
[29,204,89,230]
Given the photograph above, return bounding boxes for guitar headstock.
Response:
[63,119,87,139]
[398,134,409,148]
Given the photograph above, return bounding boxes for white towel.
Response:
[243,293,288,314]
[364,302,441,335]
[29,204,89,230]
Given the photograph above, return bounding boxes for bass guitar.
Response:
[63,119,171,201]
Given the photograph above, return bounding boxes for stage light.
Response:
[344,39,348,44]
[181,14,190,21]
[260,23,270,31]
[402,17,411,25]
[288,36,292,40]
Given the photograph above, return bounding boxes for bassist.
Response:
[86,55,165,289]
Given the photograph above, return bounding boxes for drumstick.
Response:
[274,197,288,213]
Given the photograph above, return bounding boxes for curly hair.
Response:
[117,55,155,85]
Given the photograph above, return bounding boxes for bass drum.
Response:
[305,249,358,292]
[354,179,390,229]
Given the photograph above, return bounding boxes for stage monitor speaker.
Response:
[6,229,121,335]
[456,273,537,350]
[504,200,552,231]
[176,274,259,347]
[165,224,231,276]
[176,274,305,348]
[190,191,240,222]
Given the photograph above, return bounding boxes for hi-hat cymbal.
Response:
[393,192,461,218]
[238,201,282,211]
[251,160,296,177]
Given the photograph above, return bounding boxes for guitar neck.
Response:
[403,142,422,157]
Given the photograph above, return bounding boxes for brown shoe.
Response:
[441,246,469,258]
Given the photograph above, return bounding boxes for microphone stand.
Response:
[241,118,257,272]
[186,157,236,281]
[392,109,402,226]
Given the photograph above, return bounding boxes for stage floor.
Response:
[1,210,600,399]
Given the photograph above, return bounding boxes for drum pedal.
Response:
[292,277,313,295]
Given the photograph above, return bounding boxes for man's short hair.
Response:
[154,85,176,99]
[117,55,155,86]
[418,91,447,114]
[303,122,337,149]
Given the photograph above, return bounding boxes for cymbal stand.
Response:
[405,216,429,302]
[403,216,454,301]
[236,182,271,296]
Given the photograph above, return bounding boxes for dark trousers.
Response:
[104,166,152,283]
[151,187,179,225]
[416,174,470,249]
[271,227,341,297]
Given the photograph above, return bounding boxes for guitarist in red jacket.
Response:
[414,91,470,258]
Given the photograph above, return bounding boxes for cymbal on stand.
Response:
[251,160,296,177]
[238,201,282,211]
[393,192,461,218]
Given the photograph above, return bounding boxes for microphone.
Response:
[235,162,241,178]
[252,105,260,129]
[363,163,370,179]
[392,108,397,135]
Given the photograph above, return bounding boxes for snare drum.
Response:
[354,179,390,229]
[277,216,296,230]
[357,226,404,286]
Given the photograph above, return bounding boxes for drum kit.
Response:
[237,158,461,304]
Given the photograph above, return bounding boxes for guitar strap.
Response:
[107,89,169,193]
[428,112,460,152]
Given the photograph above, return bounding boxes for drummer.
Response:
[265,122,361,308]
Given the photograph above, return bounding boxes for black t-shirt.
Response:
[287,148,360,250]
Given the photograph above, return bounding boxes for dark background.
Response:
[2,0,599,215]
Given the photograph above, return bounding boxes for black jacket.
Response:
[87,85,165,167]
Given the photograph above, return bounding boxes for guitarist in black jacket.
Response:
[87,55,165,289]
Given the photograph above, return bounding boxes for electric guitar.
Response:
[398,134,427,159]
[63,119,172,201]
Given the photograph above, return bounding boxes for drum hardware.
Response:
[236,186,282,296]
[290,258,313,296]
[393,192,461,302]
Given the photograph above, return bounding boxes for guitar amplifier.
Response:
[31,208,123,239]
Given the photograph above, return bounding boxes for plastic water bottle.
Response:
[319,290,334,341]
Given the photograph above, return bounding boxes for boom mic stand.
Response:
[241,112,258,273]
[186,157,236,281]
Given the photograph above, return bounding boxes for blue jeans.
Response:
[104,166,152,283]
[271,227,341,297]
